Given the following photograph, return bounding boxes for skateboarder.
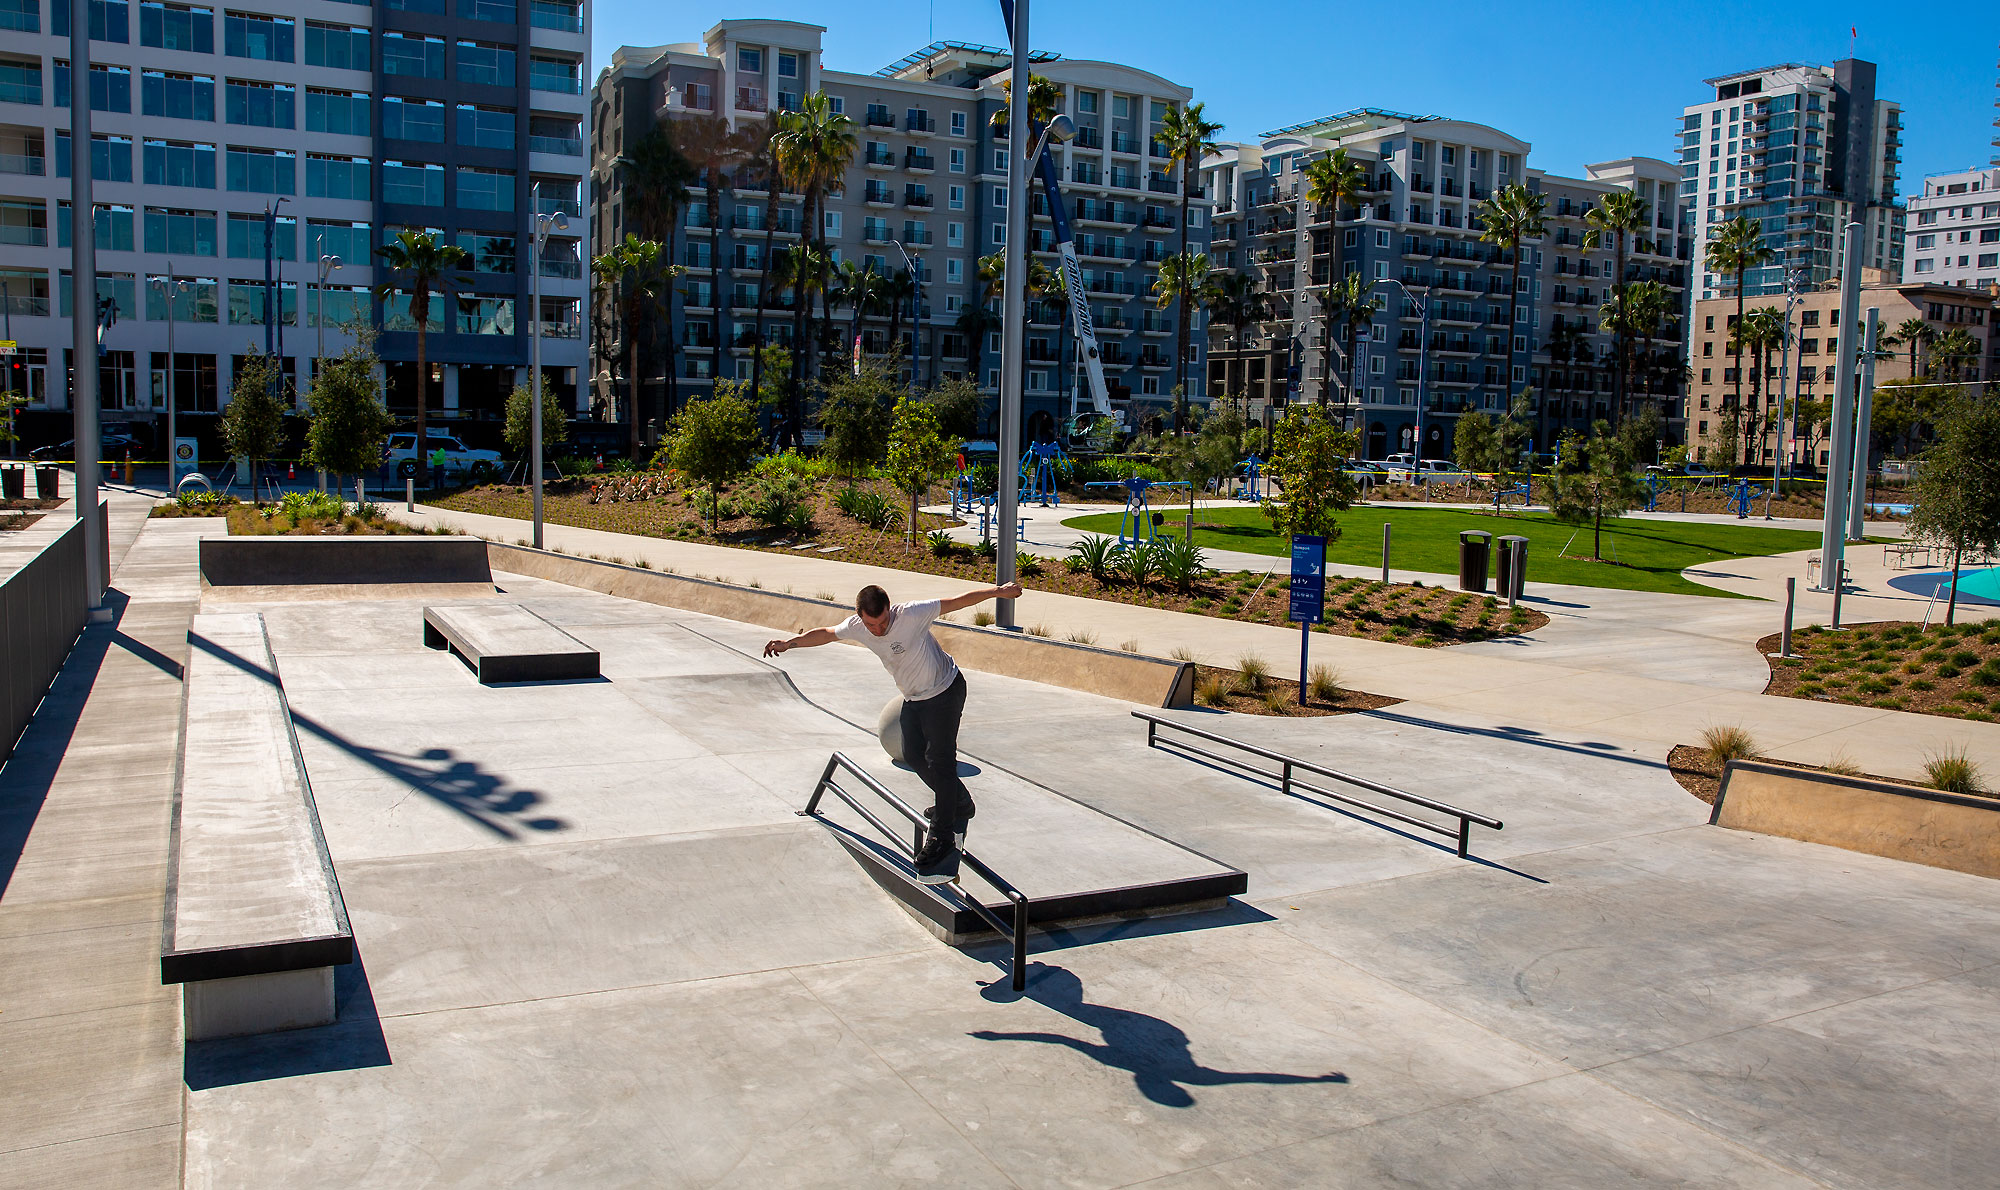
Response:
[764,581,1022,884]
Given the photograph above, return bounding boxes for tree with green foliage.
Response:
[1453,411,1502,480]
[1156,100,1224,406]
[1582,190,1648,424]
[1704,214,1774,432]
[816,355,896,477]
[1549,420,1644,560]
[303,340,394,483]
[1477,182,1548,433]
[663,390,760,529]
[1910,393,2000,625]
[885,392,955,544]
[374,228,471,468]
[221,349,287,489]
[503,376,569,461]
[924,375,983,443]
[592,235,682,461]
[1261,410,1359,541]
[0,388,23,447]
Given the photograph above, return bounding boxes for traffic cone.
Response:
[287,462,296,481]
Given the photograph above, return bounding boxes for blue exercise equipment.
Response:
[1086,475,1189,546]
[1236,455,1265,501]
[1019,441,1069,508]
[1644,472,1662,512]
[1728,478,1753,519]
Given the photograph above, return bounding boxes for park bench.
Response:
[423,603,600,683]
[163,612,352,1041]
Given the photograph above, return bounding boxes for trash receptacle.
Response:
[1,465,22,500]
[1458,529,1492,593]
[34,465,59,499]
[1496,535,1529,600]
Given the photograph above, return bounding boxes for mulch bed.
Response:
[1757,620,2000,721]
[1187,664,1400,718]
[0,497,61,531]
[1666,741,1994,806]
[437,477,1549,649]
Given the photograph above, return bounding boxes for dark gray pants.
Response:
[901,671,970,836]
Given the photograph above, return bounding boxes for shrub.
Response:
[1974,663,2000,688]
[1062,555,1087,574]
[1306,663,1341,703]
[1153,535,1210,593]
[1820,749,1865,777]
[926,528,957,557]
[1017,554,1045,578]
[1119,540,1159,589]
[1236,653,1271,692]
[1170,646,1199,662]
[1700,724,1759,767]
[1922,746,1983,795]
[1064,629,1097,645]
[1951,651,1981,669]
[834,486,898,530]
[1261,689,1291,715]
[1120,639,1140,653]
[1025,623,1052,638]
[1195,674,1232,706]
[972,610,995,627]
[1067,534,1121,586]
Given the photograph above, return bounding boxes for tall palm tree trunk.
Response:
[665,208,682,422]
[1732,263,1747,466]
[1612,240,1628,426]
[414,319,429,478]
[1174,176,1191,430]
[750,164,780,421]
[626,299,641,461]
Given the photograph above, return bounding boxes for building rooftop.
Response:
[1260,107,1440,140]
[1701,62,1811,87]
[876,40,1061,79]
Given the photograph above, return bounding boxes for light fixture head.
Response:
[1046,114,1076,145]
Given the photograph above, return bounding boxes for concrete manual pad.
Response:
[422,602,600,683]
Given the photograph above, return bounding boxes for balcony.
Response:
[863,183,894,206]
[1111,132,1141,154]
[1109,169,1138,190]
[865,110,896,129]
[529,134,582,156]
[862,224,892,244]
[1148,176,1177,195]
[1142,211,1176,230]
[1071,126,1101,150]
[901,229,932,245]
[904,150,935,172]
[732,210,801,236]
[529,0,581,31]
[906,111,935,135]
[534,195,582,218]
[864,147,894,168]
[1141,316,1172,335]
[735,87,764,113]
[0,152,44,176]
[904,189,933,209]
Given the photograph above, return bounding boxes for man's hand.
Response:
[763,639,790,658]
[996,581,1024,600]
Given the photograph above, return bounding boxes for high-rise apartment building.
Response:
[0,0,590,447]
[591,21,1208,440]
[1681,60,1904,300]
[1202,111,1688,460]
[1905,167,2000,290]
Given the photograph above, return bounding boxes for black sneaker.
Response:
[912,829,962,886]
[922,795,976,823]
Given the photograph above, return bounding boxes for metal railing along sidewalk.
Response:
[1133,710,1503,858]
[801,751,1030,990]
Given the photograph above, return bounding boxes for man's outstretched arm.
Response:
[763,626,839,657]
[939,581,1024,615]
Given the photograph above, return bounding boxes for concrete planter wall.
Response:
[1,504,104,759]
[486,543,1196,708]
[1713,759,2000,880]
[199,536,493,588]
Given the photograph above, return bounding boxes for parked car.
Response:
[29,429,140,462]
[382,431,501,481]
[1378,454,1460,484]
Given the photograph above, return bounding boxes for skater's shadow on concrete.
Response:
[971,963,1347,1108]
[889,758,982,778]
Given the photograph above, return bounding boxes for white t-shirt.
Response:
[835,599,960,702]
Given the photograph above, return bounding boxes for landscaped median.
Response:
[1758,620,2000,720]
[150,490,437,536]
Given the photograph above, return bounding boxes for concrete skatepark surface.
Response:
[7,505,2000,1187]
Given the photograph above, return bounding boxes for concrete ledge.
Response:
[424,603,600,683]
[1713,759,2000,880]
[200,536,492,588]
[486,543,1195,707]
[183,967,336,1042]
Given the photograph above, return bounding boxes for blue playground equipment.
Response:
[1643,472,1662,512]
[1235,455,1266,501]
[949,454,977,515]
[1020,441,1069,507]
[1728,478,1754,519]
[1086,475,1190,546]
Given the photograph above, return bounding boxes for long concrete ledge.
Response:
[164,612,353,1040]
[424,602,600,683]
[1713,759,2000,880]
[200,536,493,587]
[486,543,1196,707]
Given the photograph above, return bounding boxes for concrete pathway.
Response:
[386,501,2000,784]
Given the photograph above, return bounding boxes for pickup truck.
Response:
[382,432,502,481]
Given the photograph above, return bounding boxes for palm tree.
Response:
[735,116,781,416]
[1620,280,1674,416]
[1207,270,1265,407]
[1704,214,1774,437]
[977,250,1056,404]
[1316,271,1379,411]
[769,92,856,442]
[1477,183,1548,435]
[1581,189,1648,424]
[1151,252,1210,431]
[1302,148,1365,405]
[374,229,471,468]
[591,235,682,460]
[1155,101,1224,412]
[1730,305,1786,465]
[831,257,887,369]
[880,267,917,371]
[617,127,695,418]
[1932,327,1978,381]
[954,305,998,386]
[668,113,742,398]
[1889,315,1932,379]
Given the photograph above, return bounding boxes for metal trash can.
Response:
[1457,529,1491,593]
[0,465,22,500]
[34,465,59,499]
[1496,535,1529,600]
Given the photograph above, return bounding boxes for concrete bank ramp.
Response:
[200,536,497,601]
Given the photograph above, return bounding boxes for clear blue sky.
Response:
[594,1,1998,190]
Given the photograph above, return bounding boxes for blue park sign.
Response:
[1289,535,1326,624]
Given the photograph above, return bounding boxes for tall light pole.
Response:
[69,0,104,610]
[531,210,569,550]
[316,248,343,368]
[1370,277,1431,456]
[1816,222,1863,592]
[151,268,189,487]
[1764,269,1804,519]
[994,0,1032,629]
[891,239,928,389]
[1847,306,1879,542]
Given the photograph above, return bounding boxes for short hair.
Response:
[856,585,890,617]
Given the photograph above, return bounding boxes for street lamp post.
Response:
[316,248,344,369]
[994,0,1033,629]
[531,210,570,550]
[1370,277,1431,456]
[891,239,927,390]
[1765,269,1804,519]
[151,268,189,487]
[68,0,104,610]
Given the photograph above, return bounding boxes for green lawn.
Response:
[1060,506,1823,597]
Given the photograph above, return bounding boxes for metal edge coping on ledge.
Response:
[800,751,1030,991]
[1131,710,1503,858]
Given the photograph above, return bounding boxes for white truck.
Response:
[382,432,502,482]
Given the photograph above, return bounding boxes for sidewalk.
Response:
[387,500,2000,785]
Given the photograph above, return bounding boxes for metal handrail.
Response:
[1132,711,1502,858]
[801,751,1029,990]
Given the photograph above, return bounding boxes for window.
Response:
[1918,210,1937,226]
[54,202,135,251]
[385,33,447,79]
[992,185,1006,208]
[305,218,369,263]
[737,47,760,73]
[305,152,367,200]
[52,0,129,40]
[946,222,962,248]
[457,165,513,211]
[529,54,580,94]
[224,210,293,259]
[951,111,966,137]
[993,149,1007,174]
[0,56,40,105]
[141,2,212,51]
[1916,234,1936,249]
[1982,229,2000,244]
[226,281,295,325]
[777,51,796,78]
[948,147,966,175]
[529,114,578,155]
[145,275,218,322]
[144,206,217,256]
[383,96,445,142]
[529,0,579,31]
[304,21,367,70]
[455,295,513,335]
[54,62,134,113]
[458,0,512,21]
[1912,259,1934,273]
[1981,254,1999,269]
[225,145,292,193]
[305,87,367,136]
[818,209,839,237]
[225,79,293,128]
[456,39,512,86]
[455,231,515,273]
[457,104,514,149]
[310,284,366,328]
[142,70,214,121]
[382,160,442,205]
[224,11,293,61]
[0,197,43,245]
[141,137,213,187]
[948,185,964,211]
[53,132,133,182]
